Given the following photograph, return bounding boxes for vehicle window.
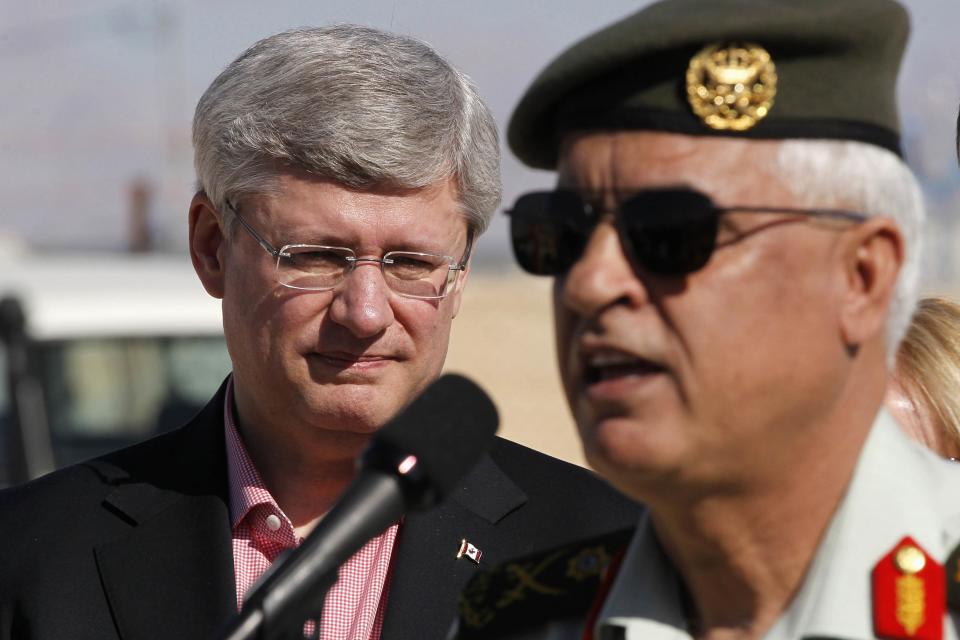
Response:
[37,335,231,467]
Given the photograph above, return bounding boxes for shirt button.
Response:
[265,514,282,532]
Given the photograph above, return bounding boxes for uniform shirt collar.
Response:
[769,410,960,639]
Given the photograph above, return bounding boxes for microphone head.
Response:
[362,373,499,509]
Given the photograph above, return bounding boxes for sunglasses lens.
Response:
[508,191,588,275]
[619,189,719,275]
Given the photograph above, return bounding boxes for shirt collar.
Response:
[223,377,293,533]
[597,510,692,639]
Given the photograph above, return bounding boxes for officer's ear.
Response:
[189,192,228,299]
[838,216,904,349]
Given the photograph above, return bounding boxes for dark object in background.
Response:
[0,296,54,484]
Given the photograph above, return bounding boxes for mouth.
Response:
[310,351,398,371]
[582,350,666,388]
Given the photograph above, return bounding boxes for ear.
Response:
[448,261,471,319]
[189,192,228,299]
[838,216,904,349]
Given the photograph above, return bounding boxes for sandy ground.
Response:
[442,273,587,467]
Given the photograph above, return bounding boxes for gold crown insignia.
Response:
[686,42,777,132]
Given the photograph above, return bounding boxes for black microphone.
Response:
[219,373,499,640]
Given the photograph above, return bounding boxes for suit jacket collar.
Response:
[89,379,237,640]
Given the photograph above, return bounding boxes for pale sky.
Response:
[1,0,958,281]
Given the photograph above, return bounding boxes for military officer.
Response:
[456,1,960,638]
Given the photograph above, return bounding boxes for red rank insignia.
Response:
[872,536,945,640]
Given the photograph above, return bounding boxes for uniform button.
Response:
[265,514,282,532]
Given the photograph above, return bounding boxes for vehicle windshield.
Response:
[35,335,231,468]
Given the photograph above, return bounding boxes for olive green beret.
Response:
[509,0,909,169]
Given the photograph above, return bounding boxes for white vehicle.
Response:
[0,251,230,486]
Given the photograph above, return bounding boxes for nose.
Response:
[327,260,395,338]
[559,221,649,317]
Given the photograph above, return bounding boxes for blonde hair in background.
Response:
[893,297,960,451]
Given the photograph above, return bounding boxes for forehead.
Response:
[557,131,796,207]
[251,173,468,249]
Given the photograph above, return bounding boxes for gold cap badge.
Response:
[686,42,777,132]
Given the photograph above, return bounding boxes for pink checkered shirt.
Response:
[224,381,399,640]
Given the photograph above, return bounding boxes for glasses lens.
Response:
[508,191,589,275]
[277,245,353,290]
[383,252,453,299]
[619,189,719,276]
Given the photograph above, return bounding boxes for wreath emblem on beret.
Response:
[686,42,777,132]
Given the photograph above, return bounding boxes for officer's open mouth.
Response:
[584,355,665,384]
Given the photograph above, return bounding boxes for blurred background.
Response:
[0,0,958,477]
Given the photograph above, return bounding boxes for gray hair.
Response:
[775,140,925,363]
[192,25,501,237]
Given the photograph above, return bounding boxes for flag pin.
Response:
[457,538,482,564]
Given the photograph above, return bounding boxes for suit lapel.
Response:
[381,449,528,639]
[95,491,235,640]
[92,381,237,640]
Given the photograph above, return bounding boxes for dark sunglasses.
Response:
[506,187,867,277]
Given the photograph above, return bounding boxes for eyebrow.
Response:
[278,230,460,257]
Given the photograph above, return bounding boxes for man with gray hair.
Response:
[455,1,960,638]
[0,25,638,640]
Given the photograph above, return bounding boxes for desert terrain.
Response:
[442,273,586,467]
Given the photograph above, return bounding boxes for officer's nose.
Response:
[559,221,650,317]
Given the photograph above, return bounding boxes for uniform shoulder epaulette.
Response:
[873,536,945,639]
[456,527,635,639]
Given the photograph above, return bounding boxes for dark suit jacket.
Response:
[0,383,641,640]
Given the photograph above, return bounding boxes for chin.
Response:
[586,448,682,505]
[584,415,683,476]
[312,402,395,433]
[299,389,403,434]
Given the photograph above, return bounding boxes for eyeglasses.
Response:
[226,203,471,299]
[505,187,867,277]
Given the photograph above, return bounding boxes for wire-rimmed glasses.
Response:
[226,202,471,300]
